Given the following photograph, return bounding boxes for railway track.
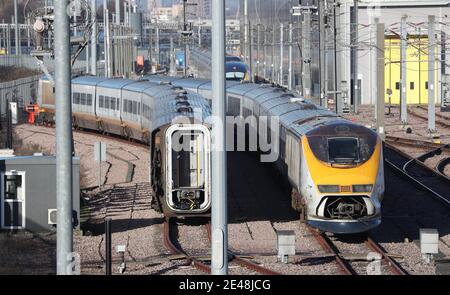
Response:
[308,226,407,275]
[163,218,280,275]
[384,143,450,209]
[385,136,444,150]
[408,107,450,129]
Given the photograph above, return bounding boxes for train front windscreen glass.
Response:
[327,138,360,164]
[226,72,246,80]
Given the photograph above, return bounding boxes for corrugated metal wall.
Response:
[0,75,40,116]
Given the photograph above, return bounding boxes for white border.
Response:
[1,171,26,229]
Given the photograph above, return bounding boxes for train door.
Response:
[165,124,211,212]
[1,171,26,229]
[286,132,300,187]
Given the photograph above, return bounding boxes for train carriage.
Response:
[72,76,107,130]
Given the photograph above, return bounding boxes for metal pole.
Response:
[400,15,408,124]
[105,218,112,275]
[248,21,253,81]
[319,0,326,106]
[27,15,31,48]
[115,0,120,25]
[371,17,379,118]
[91,0,97,75]
[263,26,267,79]
[335,1,343,114]
[353,0,359,113]
[271,24,275,82]
[55,0,73,275]
[428,15,436,133]
[243,0,248,63]
[288,23,293,91]
[211,0,228,276]
[279,23,283,85]
[183,0,187,77]
[170,36,176,75]
[376,22,385,140]
[14,0,19,55]
[7,23,11,55]
[302,10,312,98]
[257,24,260,78]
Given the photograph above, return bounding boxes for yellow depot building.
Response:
[340,0,449,106]
[384,35,439,105]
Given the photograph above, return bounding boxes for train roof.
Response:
[151,91,211,132]
[227,83,261,95]
[171,78,210,89]
[144,75,183,85]
[97,78,136,89]
[72,76,109,86]
[122,79,158,92]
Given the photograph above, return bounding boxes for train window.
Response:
[425,81,429,90]
[99,95,104,108]
[123,100,127,112]
[132,101,138,114]
[116,98,120,110]
[80,93,87,105]
[87,94,92,106]
[110,97,116,110]
[410,82,415,90]
[143,104,151,120]
[73,92,80,104]
[328,138,359,164]
[105,96,110,109]
[138,102,141,115]
[395,82,400,90]
[128,100,133,114]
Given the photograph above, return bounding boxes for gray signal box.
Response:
[0,155,80,232]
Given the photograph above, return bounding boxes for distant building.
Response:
[197,0,211,19]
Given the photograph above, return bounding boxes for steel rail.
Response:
[408,108,450,129]
[385,136,444,150]
[204,223,281,275]
[307,226,354,275]
[365,237,408,275]
[436,157,450,177]
[384,144,450,209]
[163,219,211,274]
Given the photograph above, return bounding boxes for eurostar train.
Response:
[38,75,384,233]
[38,76,212,217]
[144,76,385,234]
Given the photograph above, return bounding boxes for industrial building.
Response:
[0,155,80,232]
[242,0,450,110]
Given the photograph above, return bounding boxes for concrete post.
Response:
[211,0,228,276]
[428,15,436,133]
[54,0,73,275]
[400,15,408,124]
[334,1,343,114]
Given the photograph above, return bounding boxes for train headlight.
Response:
[317,185,340,193]
[352,184,373,193]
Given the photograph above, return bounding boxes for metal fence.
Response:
[0,55,98,72]
[0,75,41,117]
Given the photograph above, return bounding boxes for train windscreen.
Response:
[306,121,377,166]
[327,137,360,164]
